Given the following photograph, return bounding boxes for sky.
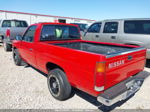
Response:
[0,0,150,21]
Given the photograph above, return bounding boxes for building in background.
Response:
[0,10,95,25]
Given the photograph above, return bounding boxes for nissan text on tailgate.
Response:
[12,23,149,106]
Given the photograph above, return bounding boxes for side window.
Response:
[103,22,118,33]
[143,23,150,34]
[23,25,37,42]
[124,20,150,34]
[87,23,101,33]
[2,20,11,27]
[124,21,136,33]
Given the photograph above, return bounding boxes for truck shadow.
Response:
[75,89,134,112]
[146,59,150,68]
[25,65,48,77]
[25,65,136,112]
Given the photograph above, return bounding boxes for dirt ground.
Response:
[0,43,150,111]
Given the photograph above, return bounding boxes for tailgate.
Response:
[105,47,146,89]
[10,27,27,40]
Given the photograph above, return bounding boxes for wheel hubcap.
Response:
[49,75,60,97]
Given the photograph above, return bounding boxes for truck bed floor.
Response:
[53,42,133,55]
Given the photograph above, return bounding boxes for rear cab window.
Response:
[2,20,28,27]
[15,21,28,27]
[40,25,80,41]
[2,20,11,27]
[124,20,150,34]
[103,22,118,33]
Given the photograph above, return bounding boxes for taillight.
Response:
[94,62,106,92]
[6,29,10,37]
[96,62,106,73]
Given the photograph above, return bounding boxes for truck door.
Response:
[84,23,101,41]
[99,22,119,43]
[19,25,37,67]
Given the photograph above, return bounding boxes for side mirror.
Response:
[15,35,22,41]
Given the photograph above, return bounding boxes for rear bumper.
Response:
[97,71,149,106]
[146,49,150,59]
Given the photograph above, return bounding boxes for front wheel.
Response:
[47,68,73,101]
[13,49,23,66]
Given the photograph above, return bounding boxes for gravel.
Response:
[0,44,150,110]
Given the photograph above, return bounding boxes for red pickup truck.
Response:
[12,23,149,106]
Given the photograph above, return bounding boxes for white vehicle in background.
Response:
[83,19,150,59]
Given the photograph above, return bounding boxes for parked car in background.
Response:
[83,19,150,59]
[0,19,28,51]
[13,22,149,106]
[71,23,88,36]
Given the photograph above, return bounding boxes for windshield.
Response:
[72,23,88,31]
[40,25,80,41]
[124,20,150,34]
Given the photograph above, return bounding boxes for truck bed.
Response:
[53,42,134,55]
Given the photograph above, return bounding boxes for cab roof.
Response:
[31,22,79,27]
[95,18,150,23]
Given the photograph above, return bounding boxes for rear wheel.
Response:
[3,41,12,51]
[47,68,73,101]
[0,36,4,43]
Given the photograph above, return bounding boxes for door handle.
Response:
[111,36,116,39]
[29,48,33,51]
[95,35,99,38]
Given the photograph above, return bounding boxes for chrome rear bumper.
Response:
[97,71,149,106]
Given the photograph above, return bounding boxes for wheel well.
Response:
[46,62,64,72]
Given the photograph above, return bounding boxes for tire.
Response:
[13,49,23,66]
[3,41,12,51]
[47,68,72,101]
